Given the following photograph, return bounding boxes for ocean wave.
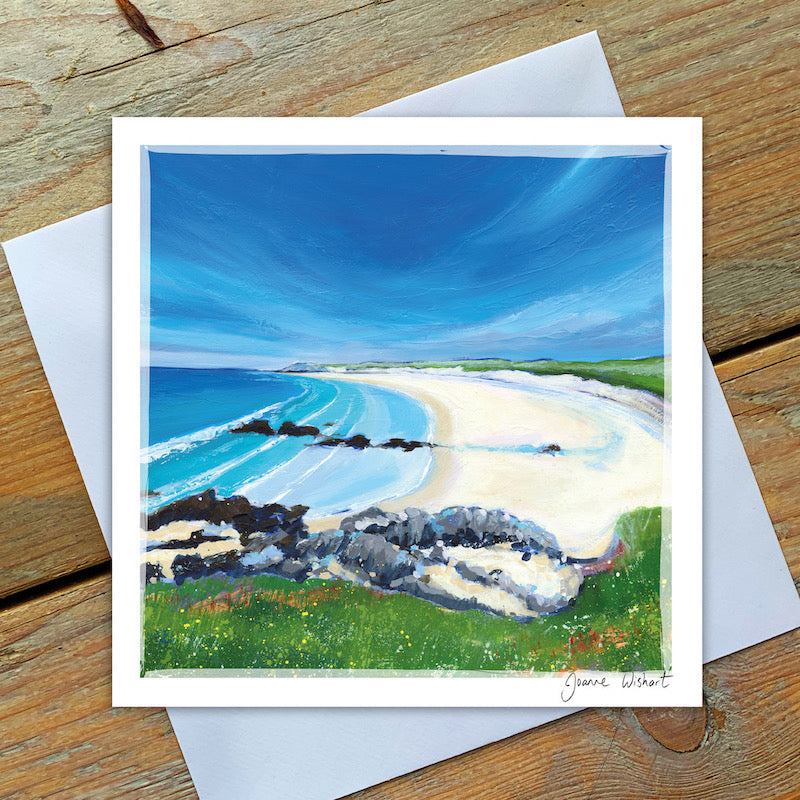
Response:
[230,383,434,517]
[142,386,310,464]
[232,395,359,500]
[147,383,348,508]
[144,373,434,520]
[148,437,283,508]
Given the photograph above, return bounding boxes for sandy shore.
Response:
[305,369,667,559]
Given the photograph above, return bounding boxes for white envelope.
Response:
[4,31,798,800]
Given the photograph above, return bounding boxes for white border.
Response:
[112,117,702,707]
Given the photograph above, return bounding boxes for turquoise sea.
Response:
[142,368,433,519]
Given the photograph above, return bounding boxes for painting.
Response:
[112,117,702,706]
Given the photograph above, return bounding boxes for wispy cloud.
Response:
[147,150,667,367]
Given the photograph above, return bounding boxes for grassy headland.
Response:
[142,507,664,675]
[322,357,667,398]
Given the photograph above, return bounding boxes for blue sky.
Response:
[146,150,666,368]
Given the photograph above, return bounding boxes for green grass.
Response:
[142,508,665,675]
[324,357,667,397]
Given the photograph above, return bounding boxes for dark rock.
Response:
[270,558,312,581]
[541,443,561,454]
[278,420,320,437]
[146,489,309,545]
[241,523,307,559]
[509,539,561,560]
[404,578,503,616]
[145,562,165,583]
[378,438,435,452]
[336,532,419,587]
[147,496,583,619]
[453,561,484,584]
[230,419,276,435]
[147,528,233,551]
[338,505,558,554]
[314,434,371,450]
[428,543,445,561]
[171,547,311,585]
[295,529,346,561]
[296,528,422,589]
[339,506,407,536]
[146,489,216,530]
[311,435,434,451]
[172,550,244,585]
[344,434,371,450]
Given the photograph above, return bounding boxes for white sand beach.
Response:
[306,369,668,560]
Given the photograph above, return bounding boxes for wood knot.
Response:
[633,704,708,752]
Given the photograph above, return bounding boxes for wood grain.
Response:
[714,337,800,580]
[0,573,796,800]
[0,572,195,800]
[115,0,166,49]
[0,253,109,600]
[343,632,800,800]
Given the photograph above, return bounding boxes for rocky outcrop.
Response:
[294,522,580,618]
[172,549,246,585]
[147,528,233,551]
[339,506,561,557]
[228,419,321,437]
[145,488,308,538]
[378,438,435,452]
[145,562,166,583]
[228,421,437,453]
[315,434,371,450]
[311,436,436,451]
[230,419,276,435]
[145,496,591,619]
[277,421,320,437]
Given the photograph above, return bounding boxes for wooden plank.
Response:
[0,1,798,353]
[343,631,800,799]
[715,335,800,580]
[0,0,361,78]
[0,572,196,800]
[0,254,109,600]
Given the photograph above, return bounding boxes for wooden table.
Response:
[1,1,798,797]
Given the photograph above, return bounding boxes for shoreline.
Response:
[303,369,667,559]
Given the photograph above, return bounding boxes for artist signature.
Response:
[560,669,672,702]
